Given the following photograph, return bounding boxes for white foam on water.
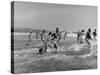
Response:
[68,39,97,51]
[53,54,74,60]
[89,40,97,49]
[14,48,39,55]
[79,40,97,58]
[47,48,55,52]
[14,32,36,35]
[47,46,66,52]
[68,43,84,51]
[35,43,42,46]
[67,33,77,38]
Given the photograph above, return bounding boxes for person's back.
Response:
[93,31,96,37]
[86,31,92,40]
[56,27,59,34]
[85,28,92,48]
[47,31,52,40]
[51,32,57,40]
[92,29,97,39]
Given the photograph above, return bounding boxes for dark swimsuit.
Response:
[86,32,92,39]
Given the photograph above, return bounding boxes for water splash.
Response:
[68,43,85,51]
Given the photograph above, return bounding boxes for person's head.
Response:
[81,30,84,32]
[56,27,59,33]
[94,29,96,32]
[88,28,91,32]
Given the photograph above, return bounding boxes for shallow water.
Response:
[13,33,97,73]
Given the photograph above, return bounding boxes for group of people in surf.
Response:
[27,27,97,54]
[77,28,97,48]
[27,27,62,54]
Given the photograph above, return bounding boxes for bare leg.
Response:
[44,42,48,53]
[53,42,58,51]
[85,38,91,48]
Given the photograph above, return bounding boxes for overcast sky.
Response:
[14,1,97,32]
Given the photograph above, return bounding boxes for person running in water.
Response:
[77,30,81,43]
[48,28,60,51]
[38,31,53,54]
[55,27,62,43]
[38,28,60,54]
[40,30,46,43]
[85,28,93,48]
[79,30,85,44]
[50,32,58,51]
[63,32,67,40]
[35,32,39,40]
[38,39,48,54]
[92,29,97,40]
[27,31,32,46]
[38,30,54,54]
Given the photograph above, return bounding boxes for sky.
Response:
[14,1,97,32]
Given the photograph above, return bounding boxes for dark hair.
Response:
[81,30,84,32]
[56,27,59,33]
[48,31,52,35]
[88,28,91,32]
